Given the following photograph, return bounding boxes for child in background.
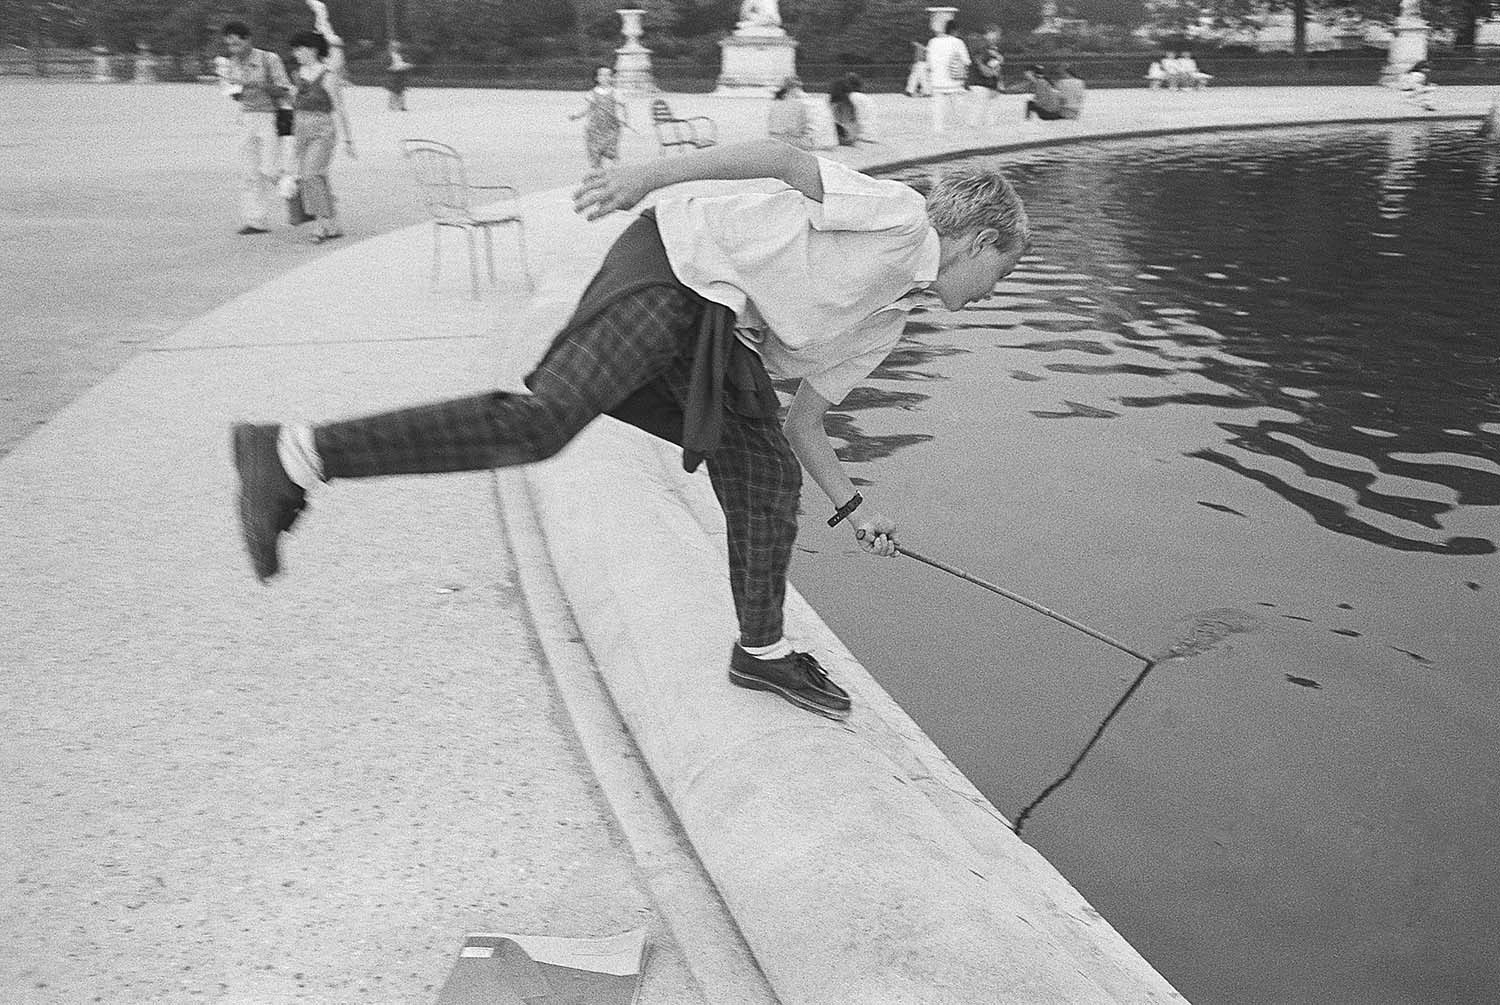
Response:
[385,41,412,111]
[570,66,630,169]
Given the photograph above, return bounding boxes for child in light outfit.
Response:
[570,66,629,169]
[232,139,1029,720]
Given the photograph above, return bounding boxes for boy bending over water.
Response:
[232,139,1029,720]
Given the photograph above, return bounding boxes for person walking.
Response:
[970,25,1005,128]
[289,30,355,242]
[230,139,1031,721]
[925,20,970,133]
[904,40,931,97]
[305,0,345,73]
[845,73,879,144]
[569,66,629,169]
[767,76,817,149]
[217,21,292,235]
[828,73,861,146]
[385,41,412,111]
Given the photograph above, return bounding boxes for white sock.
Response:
[276,423,324,491]
[741,638,793,660]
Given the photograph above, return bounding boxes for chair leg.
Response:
[431,224,442,291]
[464,228,481,299]
[513,221,533,289]
[482,227,497,284]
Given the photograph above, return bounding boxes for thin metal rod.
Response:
[894,545,1153,664]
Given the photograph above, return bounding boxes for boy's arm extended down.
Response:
[572,139,899,557]
[572,139,824,218]
[785,381,899,557]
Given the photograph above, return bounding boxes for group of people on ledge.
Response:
[1146,51,1213,91]
[903,22,1088,131]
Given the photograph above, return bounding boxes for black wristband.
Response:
[827,491,864,527]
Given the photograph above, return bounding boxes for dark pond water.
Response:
[788,123,1500,1003]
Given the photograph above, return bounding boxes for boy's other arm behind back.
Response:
[574,139,824,220]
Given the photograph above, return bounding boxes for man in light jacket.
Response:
[217,21,292,234]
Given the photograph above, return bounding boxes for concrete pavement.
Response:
[3,79,1493,1003]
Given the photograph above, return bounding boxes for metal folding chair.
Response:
[649,99,718,155]
[399,139,530,297]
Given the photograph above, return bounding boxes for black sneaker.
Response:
[232,422,307,581]
[728,647,852,720]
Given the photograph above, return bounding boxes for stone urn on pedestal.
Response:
[715,0,797,97]
[1381,0,1430,84]
[613,9,657,94]
[926,6,958,35]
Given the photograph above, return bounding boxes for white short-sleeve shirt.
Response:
[925,34,971,92]
[655,158,940,404]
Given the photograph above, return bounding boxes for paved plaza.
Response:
[2,77,1495,1002]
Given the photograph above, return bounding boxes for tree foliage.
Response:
[5,0,1493,61]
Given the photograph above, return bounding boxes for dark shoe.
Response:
[729,647,851,720]
[236,225,270,235]
[232,422,307,581]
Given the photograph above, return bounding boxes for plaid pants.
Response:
[314,286,801,647]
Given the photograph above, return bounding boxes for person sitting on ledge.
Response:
[1398,59,1438,112]
[231,139,1030,721]
[1054,64,1086,119]
[1145,55,1168,90]
[1178,51,1212,91]
[1020,65,1064,121]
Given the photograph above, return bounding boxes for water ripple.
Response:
[874,123,1499,554]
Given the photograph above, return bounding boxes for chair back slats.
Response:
[646,102,717,154]
[401,139,476,223]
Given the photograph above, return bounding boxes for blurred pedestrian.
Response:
[1055,64,1086,119]
[1179,51,1212,91]
[768,76,817,149]
[847,74,879,143]
[925,20,970,132]
[305,0,345,75]
[385,40,412,111]
[969,25,1005,127]
[828,73,861,146]
[1398,60,1437,111]
[289,29,355,243]
[217,21,292,235]
[1162,52,1185,92]
[1021,65,1064,121]
[1146,55,1168,90]
[904,40,930,97]
[570,66,629,169]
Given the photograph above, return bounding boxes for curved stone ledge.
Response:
[487,244,1182,999]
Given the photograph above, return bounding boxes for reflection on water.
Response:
[871,123,1499,555]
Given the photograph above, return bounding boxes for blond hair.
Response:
[925,168,1031,253]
